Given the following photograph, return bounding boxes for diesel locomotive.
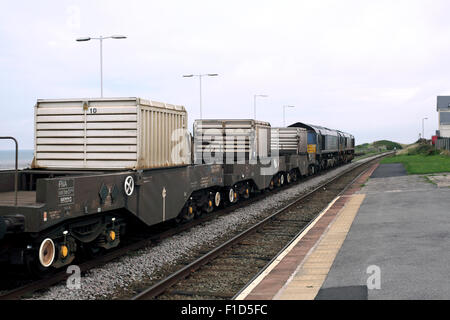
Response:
[0,97,354,273]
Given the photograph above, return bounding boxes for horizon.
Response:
[0,139,415,152]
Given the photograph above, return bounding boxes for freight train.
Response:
[0,97,354,273]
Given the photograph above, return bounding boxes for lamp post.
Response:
[253,94,268,119]
[283,105,295,127]
[422,117,428,140]
[183,74,218,119]
[76,35,127,97]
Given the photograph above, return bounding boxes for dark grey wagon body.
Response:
[0,164,223,236]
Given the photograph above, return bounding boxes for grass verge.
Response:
[381,154,450,174]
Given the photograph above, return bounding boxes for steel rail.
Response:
[231,159,375,300]
[0,159,346,300]
[0,153,389,300]
[0,174,314,300]
[0,186,292,299]
[132,152,390,300]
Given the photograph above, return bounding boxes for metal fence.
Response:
[436,138,450,151]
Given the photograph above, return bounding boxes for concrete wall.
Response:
[440,127,450,138]
[439,111,450,138]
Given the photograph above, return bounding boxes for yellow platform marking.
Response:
[275,194,366,300]
[234,196,341,300]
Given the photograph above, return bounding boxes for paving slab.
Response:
[426,174,450,188]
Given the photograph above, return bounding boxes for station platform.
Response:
[236,163,450,300]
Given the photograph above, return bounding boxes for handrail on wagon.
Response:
[0,137,18,206]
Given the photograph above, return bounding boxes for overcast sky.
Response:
[1,0,449,150]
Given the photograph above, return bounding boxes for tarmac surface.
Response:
[319,163,450,299]
[369,163,407,178]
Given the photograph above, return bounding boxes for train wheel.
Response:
[225,187,236,205]
[228,188,235,203]
[280,174,285,186]
[269,179,275,191]
[214,191,221,207]
[39,238,55,268]
[24,238,56,277]
[286,172,291,184]
[25,235,76,275]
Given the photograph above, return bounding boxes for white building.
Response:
[437,96,450,138]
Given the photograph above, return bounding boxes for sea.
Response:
[0,150,34,170]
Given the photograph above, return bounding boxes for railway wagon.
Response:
[193,119,277,203]
[271,127,311,182]
[193,120,313,200]
[0,98,356,273]
[0,98,225,272]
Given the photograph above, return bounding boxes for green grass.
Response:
[381,154,450,174]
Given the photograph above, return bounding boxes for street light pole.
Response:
[183,74,218,119]
[422,117,428,140]
[283,105,295,127]
[199,75,202,119]
[100,36,103,98]
[253,94,268,119]
[76,35,127,97]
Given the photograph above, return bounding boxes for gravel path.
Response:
[29,156,380,300]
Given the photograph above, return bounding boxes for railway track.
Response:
[0,197,271,299]
[0,154,388,300]
[0,158,368,300]
[132,154,387,300]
